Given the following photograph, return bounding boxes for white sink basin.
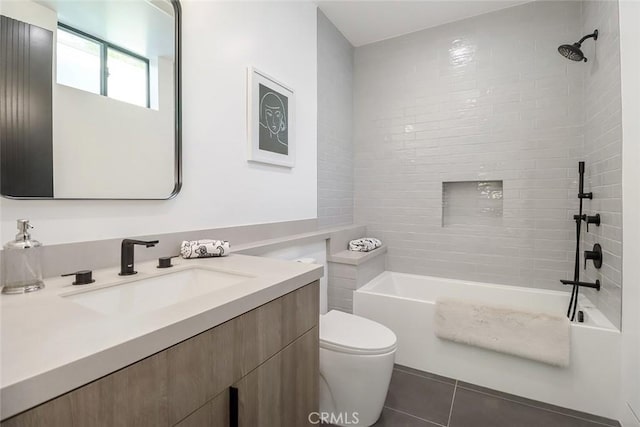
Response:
[63,268,253,315]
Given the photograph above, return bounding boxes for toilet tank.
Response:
[253,241,328,314]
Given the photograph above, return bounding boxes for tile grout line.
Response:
[456,385,618,427]
[388,367,619,427]
[383,406,447,427]
[446,380,458,427]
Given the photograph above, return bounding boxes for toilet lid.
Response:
[320,310,397,355]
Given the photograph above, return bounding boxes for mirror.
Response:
[0,0,181,199]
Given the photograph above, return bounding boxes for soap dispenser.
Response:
[2,219,45,294]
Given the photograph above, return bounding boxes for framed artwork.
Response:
[247,67,295,167]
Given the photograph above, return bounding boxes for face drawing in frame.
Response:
[258,84,288,155]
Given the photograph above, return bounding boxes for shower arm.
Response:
[577,31,598,46]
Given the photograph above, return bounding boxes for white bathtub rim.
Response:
[358,271,618,332]
[362,270,581,298]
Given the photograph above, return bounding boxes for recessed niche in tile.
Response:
[442,181,503,227]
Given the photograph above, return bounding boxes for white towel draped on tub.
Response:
[434,299,570,367]
[180,240,230,259]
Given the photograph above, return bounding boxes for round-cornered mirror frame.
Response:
[0,0,182,200]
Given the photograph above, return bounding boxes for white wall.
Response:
[53,68,175,198]
[619,0,640,423]
[1,0,318,245]
[0,0,55,30]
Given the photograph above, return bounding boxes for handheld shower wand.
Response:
[578,161,592,200]
[566,162,592,320]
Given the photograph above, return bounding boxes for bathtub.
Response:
[353,271,622,420]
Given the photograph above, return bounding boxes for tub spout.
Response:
[560,279,600,291]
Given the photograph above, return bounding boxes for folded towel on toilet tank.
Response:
[348,237,382,252]
[180,240,231,258]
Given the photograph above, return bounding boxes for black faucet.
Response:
[120,239,159,276]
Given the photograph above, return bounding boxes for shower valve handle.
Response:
[584,243,603,269]
[585,214,601,232]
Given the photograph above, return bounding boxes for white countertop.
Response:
[0,254,323,420]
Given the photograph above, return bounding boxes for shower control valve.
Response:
[585,214,600,232]
[584,243,603,270]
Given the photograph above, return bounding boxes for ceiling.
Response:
[36,0,174,58]
[317,0,531,47]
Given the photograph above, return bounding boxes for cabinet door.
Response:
[175,389,229,427]
[232,327,318,427]
[167,280,319,425]
[1,351,168,427]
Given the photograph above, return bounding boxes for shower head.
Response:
[558,43,586,62]
[558,29,598,62]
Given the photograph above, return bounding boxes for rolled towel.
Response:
[180,240,230,259]
[348,237,382,252]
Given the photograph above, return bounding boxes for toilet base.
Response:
[319,348,396,427]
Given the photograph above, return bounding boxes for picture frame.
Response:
[247,67,295,168]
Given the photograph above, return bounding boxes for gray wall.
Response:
[317,10,354,228]
[581,1,623,328]
[352,0,623,327]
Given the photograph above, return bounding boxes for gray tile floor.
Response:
[372,365,621,427]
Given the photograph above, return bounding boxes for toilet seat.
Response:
[320,310,397,355]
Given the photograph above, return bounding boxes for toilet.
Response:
[319,310,397,427]
[292,256,397,426]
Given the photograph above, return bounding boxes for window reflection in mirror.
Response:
[56,25,151,108]
[56,27,101,95]
[107,47,149,108]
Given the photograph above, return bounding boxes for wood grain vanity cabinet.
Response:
[1,281,319,427]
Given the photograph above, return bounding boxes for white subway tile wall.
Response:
[318,11,355,227]
[327,254,386,313]
[580,1,623,328]
[353,1,621,327]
